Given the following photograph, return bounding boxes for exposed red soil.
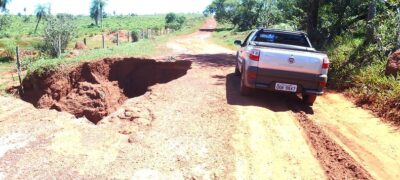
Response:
[1,18,400,179]
[289,103,373,180]
[74,41,86,49]
[385,49,400,77]
[20,58,191,123]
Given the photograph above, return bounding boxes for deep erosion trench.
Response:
[20,58,192,123]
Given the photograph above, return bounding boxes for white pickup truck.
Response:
[234,29,329,105]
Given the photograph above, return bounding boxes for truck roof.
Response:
[257,28,308,36]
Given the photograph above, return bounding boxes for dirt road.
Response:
[0,18,399,179]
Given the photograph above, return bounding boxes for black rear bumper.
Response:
[248,67,327,95]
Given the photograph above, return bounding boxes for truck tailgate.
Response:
[258,47,325,75]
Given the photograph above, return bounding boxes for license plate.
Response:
[275,83,297,92]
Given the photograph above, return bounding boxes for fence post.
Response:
[15,46,24,94]
[116,33,119,46]
[127,31,130,42]
[148,29,151,39]
[102,34,105,49]
[58,35,61,58]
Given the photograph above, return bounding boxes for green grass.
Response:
[0,14,205,94]
[0,62,13,73]
[211,23,250,50]
[0,14,203,49]
[0,61,15,93]
[26,16,205,76]
[28,39,159,75]
[326,32,400,124]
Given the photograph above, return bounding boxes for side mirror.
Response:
[234,40,242,46]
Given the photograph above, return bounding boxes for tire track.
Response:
[288,101,373,180]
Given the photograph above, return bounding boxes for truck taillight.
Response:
[322,57,330,69]
[319,81,327,87]
[249,49,260,61]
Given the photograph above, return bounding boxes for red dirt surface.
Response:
[1,18,400,179]
[385,49,400,77]
[290,103,372,180]
[74,41,86,50]
[21,58,191,123]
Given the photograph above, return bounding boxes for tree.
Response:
[34,4,49,33]
[257,0,281,28]
[397,8,400,50]
[386,0,400,50]
[42,16,76,57]
[0,0,11,12]
[90,0,107,27]
[165,13,186,30]
[205,0,239,23]
[306,0,321,40]
[366,0,377,43]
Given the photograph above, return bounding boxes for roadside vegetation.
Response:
[28,16,204,75]
[0,0,204,92]
[206,0,400,124]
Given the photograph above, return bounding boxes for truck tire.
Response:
[240,70,252,96]
[235,62,241,76]
[302,94,317,106]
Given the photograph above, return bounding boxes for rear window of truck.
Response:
[253,31,310,47]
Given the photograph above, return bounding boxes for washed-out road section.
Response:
[0,18,399,179]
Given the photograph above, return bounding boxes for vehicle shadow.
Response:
[199,27,233,32]
[177,53,236,68]
[223,73,314,114]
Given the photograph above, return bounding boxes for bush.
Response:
[4,42,17,60]
[165,13,186,30]
[327,32,400,124]
[131,30,140,42]
[270,23,295,31]
[0,15,12,32]
[42,16,76,57]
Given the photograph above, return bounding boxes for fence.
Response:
[82,28,175,49]
[11,27,176,93]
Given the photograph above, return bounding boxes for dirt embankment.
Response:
[20,58,192,123]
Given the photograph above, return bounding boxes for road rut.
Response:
[0,18,399,179]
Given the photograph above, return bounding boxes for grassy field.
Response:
[0,14,205,92]
[0,14,201,49]
[211,23,250,50]
[27,15,205,75]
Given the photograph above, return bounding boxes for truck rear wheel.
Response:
[302,94,317,106]
[240,71,252,96]
[235,62,241,76]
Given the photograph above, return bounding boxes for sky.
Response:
[7,0,213,15]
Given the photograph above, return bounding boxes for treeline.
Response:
[204,0,399,51]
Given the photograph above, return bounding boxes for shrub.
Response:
[4,41,17,61]
[131,30,140,42]
[20,57,38,70]
[270,23,295,31]
[165,13,186,30]
[42,16,76,57]
[165,13,178,24]
[0,14,11,31]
